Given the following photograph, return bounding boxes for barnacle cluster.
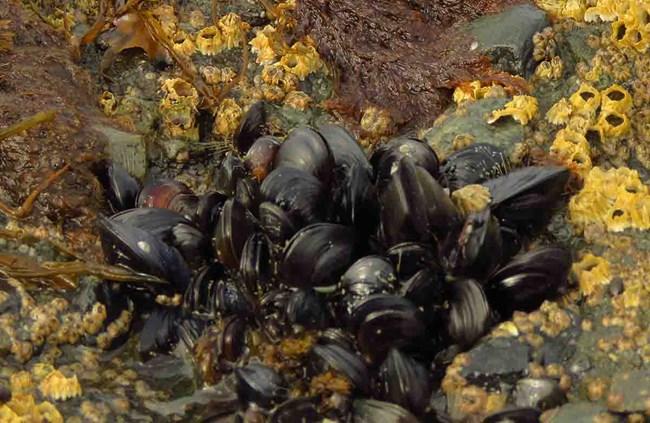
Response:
[452,81,506,104]
[572,254,612,297]
[488,95,539,125]
[159,78,200,141]
[40,370,83,401]
[535,0,587,21]
[0,394,63,423]
[569,166,650,232]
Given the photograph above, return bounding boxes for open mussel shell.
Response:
[244,135,281,182]
[371,136,440,185]
[386,242,437,279]
[443,207,502,280]
[483,407,542,423]
[213,198,256,270]
[378,348,432,415]
[97,161,141,212]
[261,167,327,230]
[137,179,199,218]
[195,191,227,234]
[273,127,334,183]
[280,223,356,288]
[441,143,510,191]
[271,397,320,422]
[97,217,191,293]
[213,153,246,197]
[353,399,419,423]
[286,288,330,330]
[447,279,492,348]
[483,166,569,231]
[235,363,288,409]
[485,247,571,318]
[234,101,267,155]
[310,344,370,394]
[239,232,272,293]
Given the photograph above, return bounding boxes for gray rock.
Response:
[512,378,567,410]
[460,337,531,389]
[544,402,609,423]
[465,4,549,76]
[422,97,524,158]
[95,125,147,179]
[609,370,650,413]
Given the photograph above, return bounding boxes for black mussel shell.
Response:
[340,255,397,316]
[261,167,327,230]
[138,307,182,360]
[271,397,320,423]
[183,262,227,318]
[447,279,492,348]
[357,307,427,362]
[318,328,356,352]
[310,344,370,394]
[386,242,437,279]
[443,207,502,280]
[137,179,199,218]
[273,127,333,183]
[353,399,419,423]
[110,207,190,239]
[332,163,379,235]
[170,222,210,269]
[400,267,446,308]
[97,217,191,293]
[378,348,431,415]
[485,247,571,318]
[195,192,228,234]
[221,315,248,362]
[98,162,141,212]
[213,280,251,317]
[213,198,256,270]
[371,136,440,185]
[259,289,292,341]
[235,102,267,154]
[281,223,356,288]
[349,294,417,333]
[235,363,287,409]
[239,232,272,293]
[318,123,372,174]
[286,288,330,330]
[258,201,298,245]
[244,135,281,182]
[512,378,567,410]
[415,166,461,238]
[214,153,246,197]
[441,143,510,191]
[235,177,261,215]
[483,166,569,231]
[483,407,542,423]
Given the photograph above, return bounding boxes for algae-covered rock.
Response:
[608,370,650,413]
[544,402,610,423]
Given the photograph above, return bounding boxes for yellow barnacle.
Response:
[218,13,250,49]
[562,0,587,21]
[10,371,32,393]
[99,91,117,116]
[451,185,492,215]
[601,85,633,113]
[37,401,63,423]
[550,128,593,178]
[0,404,20,422]
[214,98,243,138]
[40,370,83,401]
[597,110,631,137]
[160,78,200,108]
[360,106,394,137]
[196,26,224,56]
[261,62,286,85]
[487,95,538,125]
[280,40,324,80]
[283,91,312,111]
[569,83,601,115]
[546,98,573,125]
[32,363,56,381]
[202,66,235,85]
[171,30,196,57]
[249,25,280,64]
[572,254,612,297]
[584,0,624,22]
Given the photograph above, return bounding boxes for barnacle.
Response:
[262,84,286,101]
[40,370,82,401]
[151,5,177,38]
[532,27,557,61]
[280,39,325,80]
[597,110,631,137]
[218,13,250,49]
[546,98,573,125]
[99,91,117,116]
[451,185,492,215]
[214,98,243,138]
[32,363,56,381]
[567,109,595,134]
[610,14,649,52]
[487,95,539,125]
[196,26,224,56]
[172,30,196,56]
[569,83,601,115]
[550,128,593,177]
[161,78,200,108]
[202,66,236,85]
[453,81,498,103]
[569,166,650,232]
[584,0,624,22]
[11,371,32,393]
[283,91,312,111]
[601,85,633,113]
[249,25,281,64]
[536,0,586,21]
[536,56,565,80]
[572,254,612,297]
[36,402,63,423]
[360,106,394,137]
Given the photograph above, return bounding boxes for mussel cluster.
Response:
[90,105,572,420]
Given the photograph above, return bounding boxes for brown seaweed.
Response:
[295,0,526,130]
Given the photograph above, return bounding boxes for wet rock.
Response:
[512,378,566,410]
[465,4,549,76]
[460,337,531,388]
[608,370,650,413]
[539,312,581,366]
[96,125,147,179]
[422,97,524,158]
[543,402,609,423]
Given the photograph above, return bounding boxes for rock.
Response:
[543,402,609,423]
[465,4,549,77]
[460,337,531,389]
[422,97,525,159]
[539,312,581,365]
[512,378,566,410]
[95,125,147,179]
[608,370,650,413]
